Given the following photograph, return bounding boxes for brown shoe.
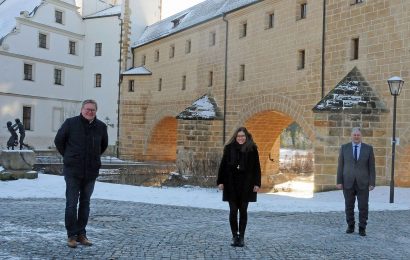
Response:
[67,236,77,248]
[77,234,93,246]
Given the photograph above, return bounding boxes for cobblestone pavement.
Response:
[0,198,409,259]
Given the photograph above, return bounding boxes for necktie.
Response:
[354,145,358,161]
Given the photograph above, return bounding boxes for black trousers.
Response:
[228,200,249,237]
[343,180,369,228]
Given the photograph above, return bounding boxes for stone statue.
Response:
[6,121,18,150]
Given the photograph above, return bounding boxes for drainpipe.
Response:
[222,13,229,145]
[116,16,123,158]
[321,0,327,98]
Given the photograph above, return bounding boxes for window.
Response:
[298,49,305,70]
[209,31,216,46]
[52,108,63,132]
[23,106,32,130]
[239,64,245,81]
[95,43,102,56]
[69,41,76,55]
[95,73,102,88]
[297,2,307,20]
[158,78,162,91]
[208,71,213,87]
[239,22,247,38]
[55,10,63,24]
[185,39,191,54]
[24,63,33,81]
[128,80,134,92]
[54,68,63,85]
[39,33,47,48]
[351,38,359,60]
[267,12,274,29]
[169,44,175,58]
[141,55,146,65]
[182,75,186,90]
[351,0,364,4]
[154,49,159,62]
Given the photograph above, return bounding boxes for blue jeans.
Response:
[64,176,96,238]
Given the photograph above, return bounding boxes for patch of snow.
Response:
[121,66,152,75]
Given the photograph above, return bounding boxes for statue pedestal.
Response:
[0,150,37,180]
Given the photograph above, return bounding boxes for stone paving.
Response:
[0,198,409,259]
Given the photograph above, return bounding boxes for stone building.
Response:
[119,0,410,191]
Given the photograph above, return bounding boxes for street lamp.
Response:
[387,76,404,203]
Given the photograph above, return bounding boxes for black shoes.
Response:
[359,227,366,236]
[230,234,245,247]
[346,225,355,234]
[230,235,239,247]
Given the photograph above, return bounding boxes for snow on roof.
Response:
[177,95,221,120]
[133,0,259,47]
[83,5,121,19]
[0,0,43,43]
[121,66,152,75]
[313,67,388,113]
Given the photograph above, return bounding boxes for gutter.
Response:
[117,16,123,158]
[321,0,327,98]
[222,13,229,145]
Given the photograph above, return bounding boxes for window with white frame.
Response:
[52,107,63,132]
[23,106,32,130]
[95,73,102,87]
[38,32,47,48]
[297,2,307,20]
[24,63,33,81]
[95,43,102,56]
[54,68,63,85]
[69,40,76,55]
[169,44,175,58]
[55,10,63,24]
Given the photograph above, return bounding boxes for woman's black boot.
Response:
[230,234,239,246]
[237,235,244,247]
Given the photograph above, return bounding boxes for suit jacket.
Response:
[337,142,376,190]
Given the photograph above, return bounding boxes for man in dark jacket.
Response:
[54,99,108,248]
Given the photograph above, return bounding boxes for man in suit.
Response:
[336,127,375,236]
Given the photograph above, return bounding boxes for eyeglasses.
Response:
[237,134,246,138]
[83,108,96,112]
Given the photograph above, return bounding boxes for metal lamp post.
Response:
[387,76,404,203]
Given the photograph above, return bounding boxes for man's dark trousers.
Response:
[64,176,96,238]
[343,180,369,228]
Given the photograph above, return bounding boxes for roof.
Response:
[0,0,43,43]
[133,0,259,48]
[176,94,222,120]
[312,67,388,113]
[83,5,121,19]
[121,66,152,75]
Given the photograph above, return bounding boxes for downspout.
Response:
[222,13,229,144]
[321,0,326,98]
[117,16,123,158]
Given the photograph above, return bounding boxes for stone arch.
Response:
[233,94,315,190]
[234,94,315,141]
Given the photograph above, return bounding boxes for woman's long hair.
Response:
[226,127,257,152]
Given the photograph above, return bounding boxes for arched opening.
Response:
[244,110,313,195]
[145,117,177,161]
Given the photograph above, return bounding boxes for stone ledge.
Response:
[0,170,38,181]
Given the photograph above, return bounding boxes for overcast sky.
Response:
[162,0,205,19]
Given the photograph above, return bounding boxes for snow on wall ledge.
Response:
[176,95,222,120]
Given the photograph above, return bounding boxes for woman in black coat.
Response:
[217,127,261,247]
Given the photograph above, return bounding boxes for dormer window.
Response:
[171,13,187,28]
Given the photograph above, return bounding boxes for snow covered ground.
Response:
[1,173,409,212]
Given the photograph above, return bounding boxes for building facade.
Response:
[120,0,410,191]
[0,0,161,152]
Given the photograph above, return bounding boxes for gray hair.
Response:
[82,99,98,110]
[351,127,361,134]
